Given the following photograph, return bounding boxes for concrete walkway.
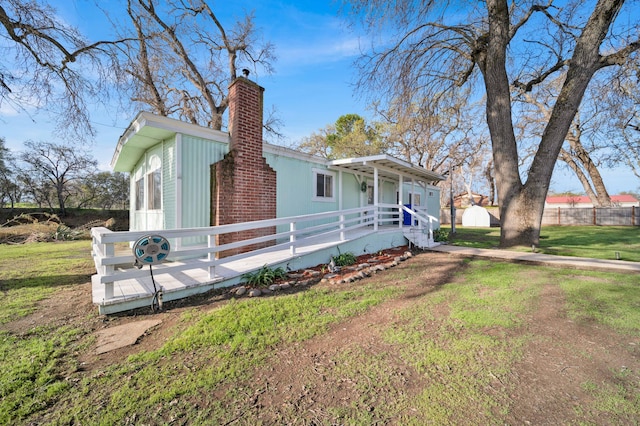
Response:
[429,244,640,274]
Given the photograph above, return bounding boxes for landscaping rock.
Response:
[268,284,280,291]
[235,286,247,296]
[280,282,291,289]
[248,289,262,297]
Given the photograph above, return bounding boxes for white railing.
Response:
[92,206,375,300]
[400,204,438,241]
[92,204,439,301]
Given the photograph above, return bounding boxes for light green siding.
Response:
[162,139,177,229]
[179,134,228,230]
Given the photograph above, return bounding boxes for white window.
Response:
[313,169,335,201]
[135,178,144,210]
[147,168,162,210]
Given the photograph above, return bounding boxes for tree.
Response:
[298,114,387,159]
[0,0,124,138]
[77,171,129,210]
[373,89,488,174]
[347,0,640,246]
[115,0,276,131]
[18,140,97,215]
[515,78,613,206]
[0,137,20,208]
[601,61,640,183]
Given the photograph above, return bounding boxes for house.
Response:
[448,192,491,208]
[545,195,639,208]
[92,76,444,314]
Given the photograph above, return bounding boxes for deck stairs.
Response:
[402,226,438,249]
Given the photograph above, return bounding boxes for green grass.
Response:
[1,242,639,424]
[16,284,402,425]
[377,260,539,424]
[0,241,94,324]
[444,225,640,261]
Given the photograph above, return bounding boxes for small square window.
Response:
[313,170,335,201]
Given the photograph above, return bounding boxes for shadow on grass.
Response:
[0,274,90,292]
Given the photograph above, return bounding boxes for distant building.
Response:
[545,195,639,208]
[448,192,491,208]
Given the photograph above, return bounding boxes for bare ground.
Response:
[8,251,640,424]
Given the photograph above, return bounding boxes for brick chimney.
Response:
[211,76,277,257]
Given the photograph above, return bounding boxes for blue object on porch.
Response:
[403,204,412,225]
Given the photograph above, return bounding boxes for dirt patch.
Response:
[5,250,639,424]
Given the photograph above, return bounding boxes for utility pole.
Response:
[449,164,456,235]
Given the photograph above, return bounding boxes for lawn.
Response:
[444,225,640,261]
[0,236,639,424]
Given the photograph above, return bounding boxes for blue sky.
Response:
[1,0,637,195]
[1,0,367,167]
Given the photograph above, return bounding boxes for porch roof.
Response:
[327,154,445,185]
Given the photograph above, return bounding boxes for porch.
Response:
[91,205,438,314]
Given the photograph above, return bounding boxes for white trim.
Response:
[312,168,336,202]
[175,133,183,235]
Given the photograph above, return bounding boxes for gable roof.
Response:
[111,112,230,172]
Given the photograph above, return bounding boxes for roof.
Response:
[546,195,639,204]
[111,112,230,172]
[112,113,445,185]
[327,154,445,185]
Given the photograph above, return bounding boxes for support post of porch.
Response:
[398,175,404,229]
[373,167,379,231]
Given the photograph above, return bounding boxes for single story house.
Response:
[92,76,444,314]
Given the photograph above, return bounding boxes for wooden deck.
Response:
[92,225,414,314]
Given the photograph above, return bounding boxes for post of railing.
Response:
[340,214,346,241]
[103,242,115,300]
[290,221,296,255]
[428,216,434,241]
[374,206,379,231]
[208,234,216,279]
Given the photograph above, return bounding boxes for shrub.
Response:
[332,251,357,267]
[433,228,449,243]
[242,265,287,287]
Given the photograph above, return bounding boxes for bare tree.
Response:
[0,0,125,139]
[115,0,276,131]
[18,140,97,215]
[601,61,640,182]
[346,0,640,246]
[515,78,613,206]
[0,137,19,208]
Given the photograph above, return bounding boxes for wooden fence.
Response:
[440,206,639,226]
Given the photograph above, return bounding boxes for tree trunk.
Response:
[559,147,612,206]
[565,135,612,206]
[484,160,495,205]
[482,0,624,247]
